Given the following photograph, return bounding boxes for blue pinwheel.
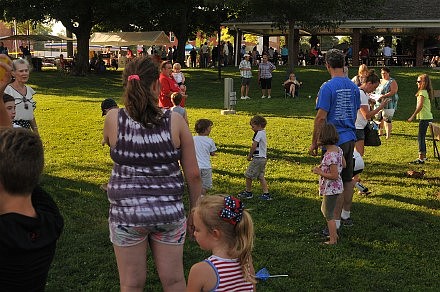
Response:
[255,267,289,281]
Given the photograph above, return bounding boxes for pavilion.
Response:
[222,0,440,67]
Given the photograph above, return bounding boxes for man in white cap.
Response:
[239,53,252,100]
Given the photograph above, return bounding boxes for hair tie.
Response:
[219,196,244,226]
[128,74,140,81]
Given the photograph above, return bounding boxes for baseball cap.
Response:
[244,53,250,57]
[101,98,118,116]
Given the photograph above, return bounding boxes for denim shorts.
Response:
[321,194,339,220]
[109,218,187,247]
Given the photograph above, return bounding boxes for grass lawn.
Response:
[29,64,440,291]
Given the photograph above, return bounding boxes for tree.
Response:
[3,0,145,75]
[124,0,234,66]
[244,0,380,73]
[3,0,242,74]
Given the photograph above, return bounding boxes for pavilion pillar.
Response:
[263,36,269,52]
[235,30,242,66]
[415,30,424,67]
[352,28,360,67]
[293,28,299,68]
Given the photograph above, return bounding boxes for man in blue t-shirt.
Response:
[309,49,360,232]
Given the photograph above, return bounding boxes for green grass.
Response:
[30,65,440,291]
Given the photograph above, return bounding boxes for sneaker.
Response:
[245,96,251,99]
[261,95,266,99]
[355,182,371,195]
[267,95,272,99]
[238,191,253,199]
[260,193,273,200]
[341,217,353,227]
[410,158,426,164]
[358,190,372,195]
[240,96,246,100]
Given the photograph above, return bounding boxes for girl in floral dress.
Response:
[312,123,346,245]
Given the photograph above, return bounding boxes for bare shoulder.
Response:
[187,261,217,292]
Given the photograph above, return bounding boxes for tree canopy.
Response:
[2,0,241,73]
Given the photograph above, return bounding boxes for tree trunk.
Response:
[66,30,74,58]
[72,31,90,76]
[287,20,299,74]
[175,29,188,67]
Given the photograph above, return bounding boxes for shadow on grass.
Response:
[379,193,440,209]
[217,143,320,166]
[40,174,121,291]
[249,194,440,291]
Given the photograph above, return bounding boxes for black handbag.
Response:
[364,121,381,146]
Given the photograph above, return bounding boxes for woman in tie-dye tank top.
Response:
[103,56,202,291]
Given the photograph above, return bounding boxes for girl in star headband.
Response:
[187,195,256,291]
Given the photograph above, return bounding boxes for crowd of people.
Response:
[0,45,436,290]
[309,49,435,244]
[0,55,64,290]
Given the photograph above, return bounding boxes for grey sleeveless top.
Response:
[107,109,184,226]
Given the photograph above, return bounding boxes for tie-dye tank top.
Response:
[107,109,184,226]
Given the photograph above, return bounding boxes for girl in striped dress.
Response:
[187,195,256,292]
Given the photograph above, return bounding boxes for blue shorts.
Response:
[109,218,187,247]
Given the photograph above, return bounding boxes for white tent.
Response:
[89,31,170,46]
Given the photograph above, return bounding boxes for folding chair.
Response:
[283,82,300,98]
[434,90,440,110]
[429,122,440,161]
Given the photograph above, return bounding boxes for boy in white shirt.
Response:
[239,115,271,200]
[193,119,217,196]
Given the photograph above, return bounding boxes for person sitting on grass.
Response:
[238,115,271,200]
[312,122,346,245]
[187,195,256,292]
[283,72,302,97]
[193,119,217,197]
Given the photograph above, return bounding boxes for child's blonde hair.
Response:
[173,62,181,70]
[193,195,256,283]
[358,64,369,76]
